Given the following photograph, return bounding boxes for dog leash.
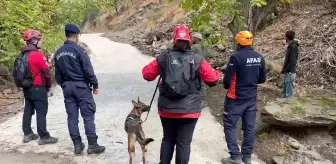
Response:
[141,76,161,123]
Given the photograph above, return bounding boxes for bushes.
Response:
[0,0,101,70]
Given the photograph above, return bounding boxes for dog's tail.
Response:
[138,138,154,145]
[135,131,154,145]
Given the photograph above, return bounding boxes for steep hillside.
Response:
[89,0,184,35]
[96,0,336,92]
[256,0,336,90]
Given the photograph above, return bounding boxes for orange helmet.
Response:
[235,31,253,46]
[23,29,42,41]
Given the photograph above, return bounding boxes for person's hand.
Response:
[93,88,99,95]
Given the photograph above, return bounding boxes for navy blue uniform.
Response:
[223,47,266,99]
[54,40,98,141]
[222,47,266,158]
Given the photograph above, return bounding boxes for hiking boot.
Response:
[73,137,85,154]
[23,133,39,143]
[87,138,105,154]
[221,156,243,164]
[242,155,252,164]
[38,136,58,145]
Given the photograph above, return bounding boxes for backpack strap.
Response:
[156,49,171,81]
[25,51,44,86]
[186,50,203,90]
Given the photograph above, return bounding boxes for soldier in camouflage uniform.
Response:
[191,32,209,60]
[191,32,209,108]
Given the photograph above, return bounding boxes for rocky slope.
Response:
[256,0,336,89]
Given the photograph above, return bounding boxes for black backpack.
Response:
[158,49,202,99]
[13,52,34,88]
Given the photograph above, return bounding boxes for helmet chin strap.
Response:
[33,43,41,49]
[35,39,42,49]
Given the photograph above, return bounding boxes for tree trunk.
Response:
[238,0,253,31]
[228,0,253,36]
[228,0,252,51]
[251,0,278,34]
[114,0,119,15]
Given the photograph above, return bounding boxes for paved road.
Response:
[0,34,264,164]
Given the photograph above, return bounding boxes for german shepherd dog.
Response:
[125,97,154,164]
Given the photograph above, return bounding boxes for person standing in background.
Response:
[281,30,299,98]
[191,32,211,108]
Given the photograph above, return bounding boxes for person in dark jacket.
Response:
[54,23,105,155]
[191,32,212,108]
[21,29,58,145]
[281,30,299,98]
[142,24,220,164]
[221,31,266,164]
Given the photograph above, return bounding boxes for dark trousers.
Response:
[23,86,50,139]
[223,97,257,156]
[62,81,97,141]
[160,117,198,164]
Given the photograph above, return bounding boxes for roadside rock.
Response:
[261,97,336,127]
[273,149,333,164]
[273,136,333,164]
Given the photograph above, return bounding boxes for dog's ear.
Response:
[137,97,140,103]
[132,100,138,107]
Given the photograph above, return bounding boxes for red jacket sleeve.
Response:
[37,53,51,89]
[200,59,220,85]
[142,59,159,81]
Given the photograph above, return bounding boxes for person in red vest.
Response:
[142,24,220,164]
[20,29,58,145]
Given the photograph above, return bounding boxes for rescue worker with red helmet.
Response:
[142,24,220,164]
[221,31,266,164]
[20,29,58,145]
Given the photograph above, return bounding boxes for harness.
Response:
[126,114,142,123]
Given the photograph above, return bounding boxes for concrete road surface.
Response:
[0,34,265,164]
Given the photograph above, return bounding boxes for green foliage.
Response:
[0,0,109,69]
[280,0,292,4]
[251,0,267,7]
[252,0,292,7]
[179,0,292,47]
[179,0,242,47]
[290,103,305,115]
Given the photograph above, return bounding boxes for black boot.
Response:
[23,133,39,143]
[73,137,85,154]
[221,155,243,164]
[87,138,105,154]
[38,136,58,145]
[242,154,252,164]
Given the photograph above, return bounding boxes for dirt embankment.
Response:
[256,0,336,90]
[0,88,23,123]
